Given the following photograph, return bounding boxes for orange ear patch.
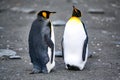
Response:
[42,12,47,18]
[74,8,78,13]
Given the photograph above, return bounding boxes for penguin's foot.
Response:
[66,64,80,71]
[30,68,41,74]
[41,69,48,74]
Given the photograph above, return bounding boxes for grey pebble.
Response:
[52,20,66,26]
[88,8,105,14]
[10,7,36,14]
[0,49,16,57]
[55,51,62,57]
[9,55,21,59]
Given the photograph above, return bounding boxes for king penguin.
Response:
[62,6,88,70]
[28,10,56,74]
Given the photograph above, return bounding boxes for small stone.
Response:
[7,45,10,48]
[98,59,101,62]
[93,37,97,40]
[97,43,100,46]
[0,49,16,57]
[104,17,115,22]
[111,3,120,8]
[29,63,32,65]
[24,60,27,63]
[88,8,105,14]
[98,48,102,51]
[16,73,20,76]
[72,0,78,4]
[93,51,96,54]
[9,55,21,59]
[6,40,10,43]
[101,30,108,34]
[52,20,66,26]
[91,16,99,20]
[0,35,4,38]
[55,51,62,57]
[0,26,4,30]
[112,35,115,38]
[15,40,18,42]
[10,7,36,14]
[88,53,92,58]
[116,45,120,47]
[17,48,23,51]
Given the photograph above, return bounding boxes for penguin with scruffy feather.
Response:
[62,6,88,70]
[28,10,56,74]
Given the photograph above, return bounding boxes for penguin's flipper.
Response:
[82,38,88,61]
[61,38,64,59]
[82,22,88,61]
[44,34,54,63]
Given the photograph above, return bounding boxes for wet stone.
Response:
[55,51,62,57]
[9,55,21,59]
[93,51,96,54]
[101,30,108,34]
[0,49,16,57]
[0,26,4,30]
[116,45,120,48]
[88,8,105,14]
[98,48,102,51]
[52,20,66,26]
[10,7,36,14]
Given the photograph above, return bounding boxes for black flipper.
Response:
[44,34,54,63]
[82,22,88,61]
[61,38,64,59]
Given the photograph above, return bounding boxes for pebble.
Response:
[98,59,101,62]
[0,35,4,38]
[98,48,102,51]
[93,37,97,40]
[97,43,100,46]
[72,0,78,4]
[104,17,115,22]
[112,35,115,38]
[0,49,16,57]
[101,30,108,34]
[9,55,21,59]
[111,3,120,8]
[6,40,10,43]
[93,51,96,54]
[52,20,66,26]
[10,7,36,14]
[29,63,32,65]
[116,45,120,47]
[0,26,4,30]
[55,51,62,57]
[88,8,105,14]
[17,48,23,51]
[7,44,10,48]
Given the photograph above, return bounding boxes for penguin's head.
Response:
[72,6,82,17]
[37,10,56,19]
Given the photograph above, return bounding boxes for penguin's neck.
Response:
[37,16,49,22]
[69,16,81,22]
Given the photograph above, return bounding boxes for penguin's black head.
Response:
[72,6,82,17]
[37,10,56,19]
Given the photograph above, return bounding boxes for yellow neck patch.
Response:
[69,17,81,23]
[42,12,47,18]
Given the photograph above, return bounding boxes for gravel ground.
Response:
[0,0,120,80]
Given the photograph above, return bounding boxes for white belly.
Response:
[63,20,88,70]
[46,25,55,73]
